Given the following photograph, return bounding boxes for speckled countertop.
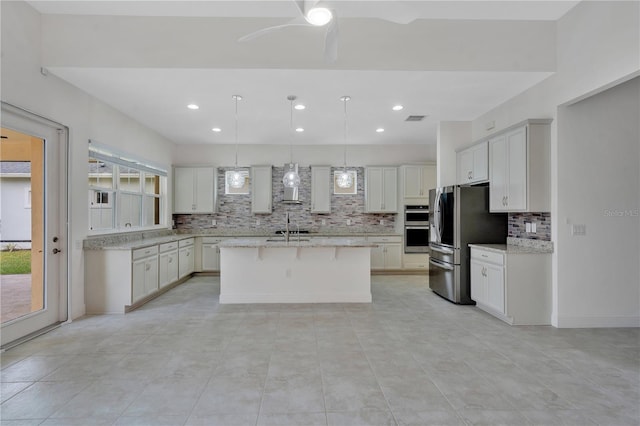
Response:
[469,237,554,254]
[84,230,401,250]
[219,237,376,248]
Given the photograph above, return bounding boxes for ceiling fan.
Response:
[238,0,417,63]
[238,0,338,62]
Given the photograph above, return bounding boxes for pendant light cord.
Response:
[290,98,294,163]
[234,95,239,168]
[342,95,350,170]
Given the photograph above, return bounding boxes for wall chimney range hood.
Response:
[282,163,301,204]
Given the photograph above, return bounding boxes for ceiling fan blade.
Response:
[238,16,308,42]
[323,10,338,63]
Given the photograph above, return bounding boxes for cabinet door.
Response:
[422,165,436,195]
[457,150,473,185]
[489,135,508,212]
[179,247,194,278]
[311,166,331,213]
[404,166,423,198]
[471,141,488,182]
[174,167,195,213]
[365,167,384,212]
[144,256,159,296]
[251,166,272,213]
[193,167,215,213]
[132,258,146,303]
[470,259,486,304]
[370,245,385,269]
[159,251,178,288]
[486,263,505,314]
[384,244,402,269]
[506,127,527,211]
[382,167,398,212]
[202,244,219,271]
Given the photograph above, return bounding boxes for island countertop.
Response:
[218,237,377,248]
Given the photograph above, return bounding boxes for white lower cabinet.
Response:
[402,253,429,270]
[178,238,195,278]
[132,246,159,304]
[201,237,225,271]
[159,242,179,289]
[470,246,551,325]
[369,236,402,270]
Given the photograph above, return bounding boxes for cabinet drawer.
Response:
[179,238,194,247]
[368,236,402,243]
[159,242,178,252]
[471,248,504,265]
[133,245,158,260]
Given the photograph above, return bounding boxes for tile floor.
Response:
[1,275,639,426]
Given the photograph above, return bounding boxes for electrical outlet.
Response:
[380,219,384,225]
[531,222,537,233]
[211,219,217,226]
[347,219,351,226]
[321,219,326,226]
[256,219,261,226]
[525,222,532,233]
[572,224,586,236]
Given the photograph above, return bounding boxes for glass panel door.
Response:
[1,104,68,348]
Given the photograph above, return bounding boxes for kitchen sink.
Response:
[266,238,310,242]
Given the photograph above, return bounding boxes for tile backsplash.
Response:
[508,212,551,241]
[174,166,396,233]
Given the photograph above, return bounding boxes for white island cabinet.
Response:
[219,238,375,304]
[469,244,552,325]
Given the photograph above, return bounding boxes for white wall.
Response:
[436,121,471,187]
[557,77,639,327]
[467,1,640,327]
[1,0,175,319]
[171,143,436,167]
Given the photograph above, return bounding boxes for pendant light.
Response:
[282,95,301,188]
[336,95,353,188]
[228,94,245,189]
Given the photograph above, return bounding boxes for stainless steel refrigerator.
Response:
[428,185,507,304]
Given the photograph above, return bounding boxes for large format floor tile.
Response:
[1,275,638,425]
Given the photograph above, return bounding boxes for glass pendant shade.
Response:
[229,170,245,189]
[336,170,353,188]
[282,170,300,188]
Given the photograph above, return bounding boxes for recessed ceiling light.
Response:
[187,104,199,110]
[211,127,221,132]
[392,105,404,111]
[295,127,304,132]
[294,104,306,110]
[376,128,385,133]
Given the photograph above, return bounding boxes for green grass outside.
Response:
[0,250,32,275]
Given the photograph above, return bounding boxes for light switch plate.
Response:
[531,222,537,233]
[572,224,586,236]
[347,219,351,226]
[525,222,532,233]
[321,219,326,226]
[211,219,217,226]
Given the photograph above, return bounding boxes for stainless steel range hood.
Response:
[282,163,301,204]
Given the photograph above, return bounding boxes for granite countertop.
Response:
[84,230,400,250]
[469,237,554,254]
[219,237,376,248]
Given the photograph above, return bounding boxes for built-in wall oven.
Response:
[404,205,429,253]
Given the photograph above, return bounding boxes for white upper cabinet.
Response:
[365,167,398,213]
[402,165,436,200]
[251,165,273,214]
[173,166,216,214]
[489,120,551,212]
[457,141,488,185]
[311,166,331,213]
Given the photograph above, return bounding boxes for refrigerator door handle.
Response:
[429,258,454,271]
[430,245,454,255]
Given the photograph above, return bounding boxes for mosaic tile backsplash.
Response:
[508,212,551,241]
[174,166,397,234]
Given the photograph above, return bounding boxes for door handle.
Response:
[430,245,453,255]
[52,248,62,254]
[429,258,454,271]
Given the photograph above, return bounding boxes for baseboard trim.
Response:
[555,315,640,328]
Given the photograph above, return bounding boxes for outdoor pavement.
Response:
[0,274,32,323]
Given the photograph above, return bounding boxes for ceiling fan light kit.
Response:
[305,7,332,26]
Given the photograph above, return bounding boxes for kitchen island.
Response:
[219,238,376,304]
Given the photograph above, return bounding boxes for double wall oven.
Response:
[404,205,429,253]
